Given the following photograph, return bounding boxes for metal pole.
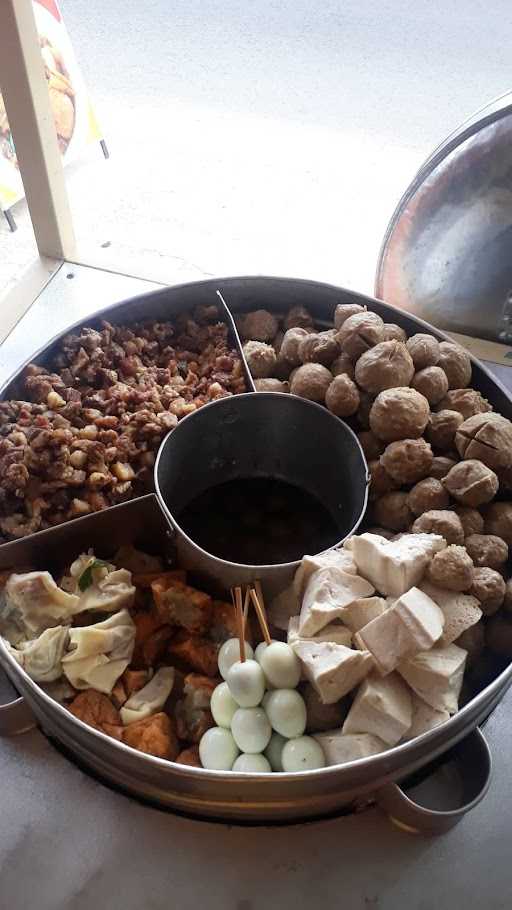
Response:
[0,0,75,259]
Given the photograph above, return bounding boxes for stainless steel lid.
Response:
[376,91,512,343]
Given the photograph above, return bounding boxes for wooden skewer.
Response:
[234,585,246,662]
[243,585,251,625]
[249,585,272,645]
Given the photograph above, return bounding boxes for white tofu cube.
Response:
[314,731,387,766]
[348,532,446,597]
[287,615,352,648]
[342,673,412,746]
[341,596,387,634]
[292,639,374,704]
[355,587,444,675]
[268,585,299,631]
[299,567,375,637]
[405,692,450,740]
[420,581,482,646]
[294,548,357,597]
[398,643,467,714]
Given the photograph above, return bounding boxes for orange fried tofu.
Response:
[102,723,124,741]
[176,745,201,768]
[142,626,175,668]
[121,669,149,697]
[152,578,212,634]
[111,679,127,709]
[175,673,217,743]
[168,630,219,677]
[131,608,170,668]
[133,569,187,589]
[68,689,121,733]
[123,712,179,760]
[208,600,239,643]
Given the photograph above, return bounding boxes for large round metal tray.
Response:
[0,275,510,830]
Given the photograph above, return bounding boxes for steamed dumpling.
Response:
[62,554,136,613]
[5,572,81,633]
[10,626,69,682]
[62,609,136,694]
[120,667,175,725]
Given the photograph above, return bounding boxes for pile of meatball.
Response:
[239,302,512,661]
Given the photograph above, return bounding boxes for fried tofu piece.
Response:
[152,579,212,634]
[121,669,149,697]
[123,712,179,760]
[68,689,121,733]
[175,673,217,742]
[176,744,201,767]
[133,569,187,589]
[132,608,164,646]
[131,608,172,668]
[142,626,175,668]
[111,679,127,708]
[114,545,164,575]
[102,723,124,741]
[168,630,219,677]
[209,600,242,643]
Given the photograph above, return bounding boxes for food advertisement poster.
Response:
[0,0,102,213]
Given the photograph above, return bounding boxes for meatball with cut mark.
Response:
[454,506,484,538]
[406,334,440,370]
[438,389,491,420]
[284,305,315,330]
[430,456,458,480]
[298,332,340,367]
[411,366,449,406]
[373,491,412,532]
[333,303,366,329]
[325,375,360,417]
[369,387,430,442]
[289,363,333,403]
[470,568,505,616]
[412,509,464,545]
[382,324,407,343]
[437,342,472,389]
[242,340,277,379]
[465,534,508,570]
[254,378,289,393]
[484,501,512,545]
[427,545,474,592]
[240,310,279,342]
[426,409,464,452]
[380,438,433,485]
[355,341,414,394]
[337,311,384,361]
[407,477,450,516]
[442,459,498,508]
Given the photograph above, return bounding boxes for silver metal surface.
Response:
[154,392,369,594]
[0,275,511,826]
[376,91,512,342]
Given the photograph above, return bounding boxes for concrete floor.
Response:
[1,0,511,297]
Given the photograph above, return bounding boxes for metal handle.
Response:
[0,675,36,736]
[376,728,491,835]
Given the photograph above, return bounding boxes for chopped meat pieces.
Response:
[123,712,179,760]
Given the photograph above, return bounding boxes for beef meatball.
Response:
[484,501,512,546]
[279,327,310,368]
[426,409,464,452]
[331,352,355,379]
[333,302,366,329]
[438,389,491,420]
[355,341,414,394]
[373,491,413,532]
[406,333,440,370]
[453,506,484,538]
[357,430,384,461]
[284,305,315,330]
[407,477,450,516]
[437,342,472,389]
[470,568,505,616]
[427,545,474,591]
[368,460,398,500]
[325,375,360,417]
[289,363,333,403]
[411,366,449,406]
[243,340,277,379]
[337,311,384,360]
[299,331,340,366]
[240,309,279,342]
[455,412,512,471]
[382,324,407,343]
[254,378,289,393]
[369,387,430,442]
[442,459,499,508]
[465,534,508,570]
[429,456,458,480]
[380,438,433,485]
[412,509,464,545]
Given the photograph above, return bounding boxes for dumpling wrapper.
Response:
[62,554,136,613]
[63,654,130,695]
[299,567,375,637]
[62,609,135,695]
[5,571,81,634]
[121,667,175,725]
[9,625,69,682]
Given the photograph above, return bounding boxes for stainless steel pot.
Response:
[0,276,510,832]
[154,392,369,594]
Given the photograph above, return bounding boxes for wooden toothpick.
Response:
[249,585,272,645]
[234,585,246,662]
